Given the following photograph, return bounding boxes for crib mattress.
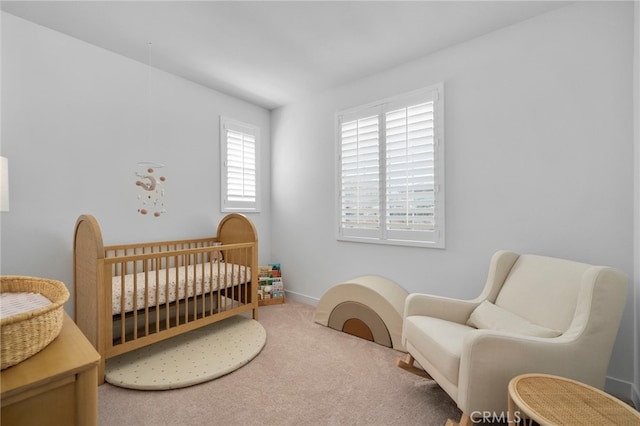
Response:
[111,262,250,315]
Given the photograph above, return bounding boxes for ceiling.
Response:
[1,1,571,110]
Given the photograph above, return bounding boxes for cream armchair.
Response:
[397,250,628,426]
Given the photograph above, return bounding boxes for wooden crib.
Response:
[73,213,259,384]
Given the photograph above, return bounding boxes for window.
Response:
[220,117,260,212]
[336,84,444,248]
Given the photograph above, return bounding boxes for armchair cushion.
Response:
[404,315,475,386]
[466,300,562,338]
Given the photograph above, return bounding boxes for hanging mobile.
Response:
[135,42,167,217]
[136,161,166,217]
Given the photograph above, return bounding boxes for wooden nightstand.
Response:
[1,313,101,426]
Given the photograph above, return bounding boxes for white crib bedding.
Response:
[111,262,250,315]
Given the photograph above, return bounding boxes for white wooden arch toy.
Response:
[313,276,408,351]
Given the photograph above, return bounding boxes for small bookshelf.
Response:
[258,263,285,306]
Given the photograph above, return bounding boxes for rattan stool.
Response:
[508,373,640,425]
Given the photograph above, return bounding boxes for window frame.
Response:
[220,116,260,213]
[335,83,445,248]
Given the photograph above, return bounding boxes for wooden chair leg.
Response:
[458,414,473,426]
[395,353,433,379]
[445,413,472,426]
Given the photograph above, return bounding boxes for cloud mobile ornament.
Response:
[135,162,167,217]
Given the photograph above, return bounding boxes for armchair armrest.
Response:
[403,251,519,324]
[404,293,479,324]
[457,330,606,415]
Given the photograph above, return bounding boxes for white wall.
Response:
[0,11,3,267]
[0,12,272,316]
[272,2,636,397]
[633,0,640,410]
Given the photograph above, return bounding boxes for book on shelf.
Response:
[258,263,285,305]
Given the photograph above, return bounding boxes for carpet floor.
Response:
[98,300,464,426]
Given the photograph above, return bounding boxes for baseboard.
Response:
[632,383,640,410]
[605,375,636,406]
[284,290,320,306]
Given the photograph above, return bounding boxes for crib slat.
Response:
[132,261,138,341]
[163,255,170,328]
[143,259,149,337]
[120,262,126,344]
[243,247,248,304]
[208,258,214,316]
[216,256,222,313]
[224,250,236,309]
[200,260,205,319]
[190,254,196,322]
[154,259,160,334]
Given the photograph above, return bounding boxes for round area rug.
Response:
[105,315,266,390]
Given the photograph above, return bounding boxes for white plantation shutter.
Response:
[340,112,380,238]
[337,84,444,247]
[385,102,435,233]
[227,129,256,201]
[221,117,260,212]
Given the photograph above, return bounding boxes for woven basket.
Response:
[1,276,70,370]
